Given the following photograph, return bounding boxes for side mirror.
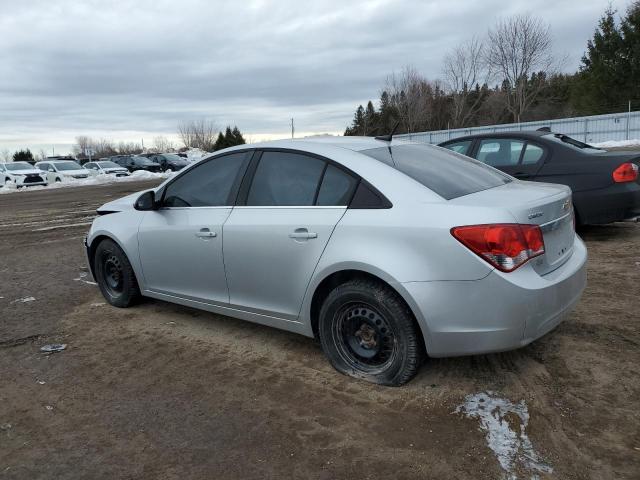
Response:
[134,191,158,211]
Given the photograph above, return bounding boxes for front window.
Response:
[442,140,472,156]
[5,162,33,171]
[361,144,511,200]
[134,156,159,166]
[54,161,82,171]
[162,152,250,207]
[163,154,188,163]
[97,161,121,169]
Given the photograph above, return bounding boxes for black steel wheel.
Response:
[94,238,140,308]
[332,303,398,373]
[318,278,424,386]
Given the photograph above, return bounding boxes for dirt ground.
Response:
[0,182,639,480]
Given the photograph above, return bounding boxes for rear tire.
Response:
[94,239,140,308]
[318,279,424,386]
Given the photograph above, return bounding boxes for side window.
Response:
[246,151,325,206]
[38,163,49,171]
[163,152,249,207]
[522,143,544,165]
[476,139,524,167]
[316,165,358,206]
[443,140,472,156]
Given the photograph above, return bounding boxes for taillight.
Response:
[451,224,545,272]
[613,162,639,183]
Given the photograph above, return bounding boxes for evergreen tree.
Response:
[13,149,34,164]
[572,7,627,113]
[213,125,246,150]
[363,101,378,135]
[231,126,246,145]
[213,132,227,151]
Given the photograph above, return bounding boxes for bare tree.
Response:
[36,149,48,161]
[0,149,11,162]
[152,135,175,153]
[178,119,217,151]
[116,141,142,155]
[384,66,452,133]
[486,14,555,122]
[443,36,489,128]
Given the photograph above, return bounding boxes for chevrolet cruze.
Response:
[85,137,587,386]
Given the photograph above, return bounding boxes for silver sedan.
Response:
[85,137,587,386]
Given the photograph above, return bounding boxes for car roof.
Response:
[37,159,80,164]
[224,136,410,153]
[439,130,551,144]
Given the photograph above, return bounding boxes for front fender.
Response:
[87,211,146,289]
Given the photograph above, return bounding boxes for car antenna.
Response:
[536,127,551,132]
[375,121,400,142]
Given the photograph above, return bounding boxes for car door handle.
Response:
[289,228,317,240]
[195,228,217,238]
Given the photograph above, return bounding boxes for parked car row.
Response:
[0,152,191,188]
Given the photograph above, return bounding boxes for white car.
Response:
[0,161,48,187]
[84,161,131,177]
[35,160,90,183]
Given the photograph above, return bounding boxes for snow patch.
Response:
[456,392,552,480]
[0,170,175,195]
[184,148,209,161]
[11,296,35,303]
[74,272,97,285]
[592,139,640,149]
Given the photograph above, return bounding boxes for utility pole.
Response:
[290,118,295,139]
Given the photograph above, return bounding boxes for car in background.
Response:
[85,137,587,386]
[84,161,131,177]
[35,160,90,183]
[439,131,640,225]
[148,153,190,171]
[0,161,48,187]
[109,155,161,173]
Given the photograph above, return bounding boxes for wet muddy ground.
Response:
[1,182,639,479]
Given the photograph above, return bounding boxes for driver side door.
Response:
[137,151,251,304]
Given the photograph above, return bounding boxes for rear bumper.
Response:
[573,182,640,224]
[402,235,588,357]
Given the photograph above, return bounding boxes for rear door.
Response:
[137,151,251,303]
[223,150,358,320]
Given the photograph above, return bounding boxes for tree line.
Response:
[69,123,245,161]
[344,3,640,136]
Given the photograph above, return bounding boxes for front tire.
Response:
[318,279,424,386]
[94,239,140,308]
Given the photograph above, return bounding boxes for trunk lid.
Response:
[451,181,575,275]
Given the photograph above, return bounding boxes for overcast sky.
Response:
[0,0,632,155]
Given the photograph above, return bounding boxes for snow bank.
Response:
[184,148,209,161]
[456,391,552,479]
[592,139,640,149]
[0,170,175,195]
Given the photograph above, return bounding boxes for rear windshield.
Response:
[361,144,511,200]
